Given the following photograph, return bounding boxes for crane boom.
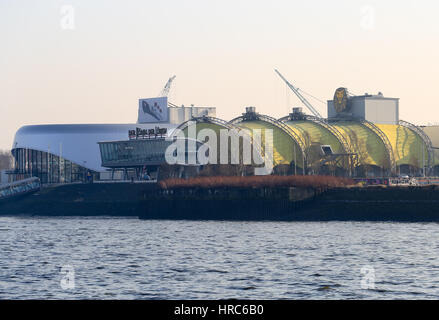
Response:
[274,69,323,118]
[159,75,176,97]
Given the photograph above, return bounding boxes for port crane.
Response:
[159,75,176,97]
[274,69,323,118]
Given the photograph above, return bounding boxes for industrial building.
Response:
[10,77,216,183]
[175,103,436,178]
[8,72,439,183]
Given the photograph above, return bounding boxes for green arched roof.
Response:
[284,120,344,153]
[181,121,240,165]
[377,124,428,168]
[422,126,439,166]
[331,121,389,168]
[234,120,304,167]
[181,122,227,137]
[177,117,434,170]
[284,120,346,168]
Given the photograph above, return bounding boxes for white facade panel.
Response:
[364,99,398,124]
[328,95,399,124]
[12,123,178,172]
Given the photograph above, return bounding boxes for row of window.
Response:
[11,148,94,184]
[99,139,173,165]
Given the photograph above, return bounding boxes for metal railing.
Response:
[176,115,236,132]
[0,177,41,200]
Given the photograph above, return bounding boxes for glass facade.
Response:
[11,148,96,184]
[99,138,199,168]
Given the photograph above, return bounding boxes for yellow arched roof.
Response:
[234,120,304,167]
[181,121,246,165]
[422,126,439,166]
[377,124,428,167]
[331,121,389,168]
[181,122,226,137]
[177,117,433,170]
[284,120,347,169]
[284,120,344,153]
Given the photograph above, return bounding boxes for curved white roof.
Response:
[12,123,178,171]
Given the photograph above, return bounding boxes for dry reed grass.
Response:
[159,175,355,189]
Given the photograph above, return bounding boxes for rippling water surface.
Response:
[0,217,439,299]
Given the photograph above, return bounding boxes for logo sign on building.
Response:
[129,127,168,139]
[333,87,349,113]
[138,97,169,123]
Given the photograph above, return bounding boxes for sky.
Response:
[1,0,439,150]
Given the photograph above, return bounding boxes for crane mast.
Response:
[159,75,176,97]
[274,69,323,118]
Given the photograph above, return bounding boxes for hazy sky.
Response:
[1,0,439,150]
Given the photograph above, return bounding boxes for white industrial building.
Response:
[10,96,215,183]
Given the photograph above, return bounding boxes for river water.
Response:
[0,217,438,299]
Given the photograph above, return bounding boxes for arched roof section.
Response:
[377,124,429,168]
[230,115,305,168]
[399,120,433,169]
[330,121,390,169]
[282,120,345,154]
[176,116,234,134]
[279,115,358,171]
[176,116,262,166]
[422,126,439,166]
[177,117,233,139]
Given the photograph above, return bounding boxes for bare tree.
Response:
[0,150,13,171]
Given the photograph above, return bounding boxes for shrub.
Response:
[159,175,354,190]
